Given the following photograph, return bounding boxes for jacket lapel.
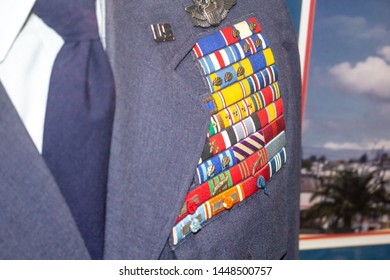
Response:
[0,83,90,259]
[104,0,210,259]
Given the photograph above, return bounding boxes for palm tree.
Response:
[301,167,390,233]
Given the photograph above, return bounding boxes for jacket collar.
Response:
[0,82,91,259]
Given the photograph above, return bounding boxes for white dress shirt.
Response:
[0,0,106,153]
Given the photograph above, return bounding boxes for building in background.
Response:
[285,0,390,260]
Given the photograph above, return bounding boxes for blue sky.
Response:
[302,0,390,160]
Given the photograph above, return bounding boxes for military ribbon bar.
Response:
[204,65,278,114]
[176,118,286,223]
[207,81,281,138]
[197,128,286,184]
[193,17,261,59]
[172,147,287,245]
[198,32,269,75]
[206,48,275,93]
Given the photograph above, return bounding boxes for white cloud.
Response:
[378,46,390,62]
[328,52,390,100]
[324,142,363,151]
[323,139,390,151]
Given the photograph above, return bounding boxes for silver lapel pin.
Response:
[151,23,176,42]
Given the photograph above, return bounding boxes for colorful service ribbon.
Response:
[206,48,274,93]
[198,32,269,76]
[172,147,287,245]
[202,99,284,163]
[207,81,281,138]
[204,65,278,114]
[176,118,286,222]
[197,126,286,184]
[193,18,261,59]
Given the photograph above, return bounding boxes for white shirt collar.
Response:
[0,0,36,62]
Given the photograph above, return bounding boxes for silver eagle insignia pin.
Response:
[185,0,237,28]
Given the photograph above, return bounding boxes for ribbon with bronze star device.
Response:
[198,32,269,75]
[201,109,285,165]
[208,91,284,141]
[203,99,284,165]
[206,48,275,92]
[197,126,286,184]
[176,116,285,222]
[172,147,287,245]
[203,65,278,114]
[193,17,261,58]
[206,81,281,138]
[207,94,284,143]
[173,15,289,246]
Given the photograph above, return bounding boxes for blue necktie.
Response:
[34,0,115,259]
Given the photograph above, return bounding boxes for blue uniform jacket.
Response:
[0,0,301,259]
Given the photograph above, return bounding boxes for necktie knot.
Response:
[33,0,100,42]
